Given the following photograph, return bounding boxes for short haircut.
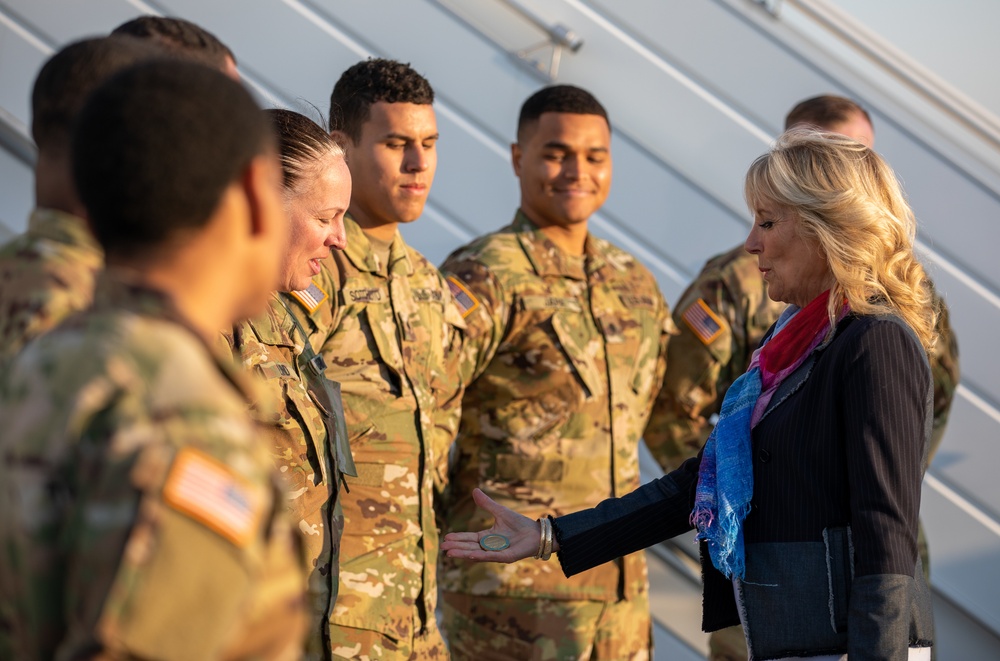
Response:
[30,36,165,152]
[329,58,433,144]
[784,95,872,131]
[111,15,235,71]
[72,60,271,259]
[517,85,610,142]
[266,109,345,193]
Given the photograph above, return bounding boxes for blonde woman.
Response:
[224,109,355,660]
[443,130,936,660]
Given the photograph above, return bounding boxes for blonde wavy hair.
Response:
[744,129,937,351]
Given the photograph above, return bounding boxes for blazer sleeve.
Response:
[553,455,700,577]
[841,317,930,659]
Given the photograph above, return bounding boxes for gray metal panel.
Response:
[0,146,32,235]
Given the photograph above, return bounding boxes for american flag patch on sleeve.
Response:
[446,276,480,318]
[162,447,264,547]
[289,281,328,314]
[681,298,725,345]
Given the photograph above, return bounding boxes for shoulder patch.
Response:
[288,281,328,314]
[446,276,480,318]
[681,298,725,346]
[162,447,264,547]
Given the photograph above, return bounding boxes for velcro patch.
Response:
[257,361,293,380]
[446,276,480,318]
[681,298,725,345]
[162,447,264,547]
[289,281,328,314]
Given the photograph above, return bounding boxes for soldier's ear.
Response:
[511,142,522,178]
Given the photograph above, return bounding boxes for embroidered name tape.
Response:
[412,288,444,303]
[162,447,264,547]
[447,276,480,318]
[289,281,328,314]
[682,298,725,345]
[346,288,384,304]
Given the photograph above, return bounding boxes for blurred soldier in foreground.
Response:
[0,36,162,363]
[285,59,464,660]
[438,85,674,661]
[225,108,355,660]
[112,14,240,79]
[0,20,238,365]
[0,60,307,660]
[651,93,959,661]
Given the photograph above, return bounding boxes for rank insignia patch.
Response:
[682,298,725,345]
[447,276,480,318]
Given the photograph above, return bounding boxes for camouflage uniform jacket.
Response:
[284,216,465,644]
[647,244,960,471]
[439,211,674,601]
[645,245,785,471]
[0,208,103,362]
[225,292,356,661]
[0,272,307,661]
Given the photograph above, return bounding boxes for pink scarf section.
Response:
[749,290,844,426]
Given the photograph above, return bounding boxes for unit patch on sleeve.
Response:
[446,276,480,318]
[162,447,264,547]
[681,298,725,345]
[288,281,328,315]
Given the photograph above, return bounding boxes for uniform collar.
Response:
[94,268,260,402]
[245,293,298,350]
[342,214,414,277]
[512,210,610,279]
[28,207,103,257]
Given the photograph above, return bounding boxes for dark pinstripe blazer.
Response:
[555,313,935,659]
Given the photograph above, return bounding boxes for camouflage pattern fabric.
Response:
[438,211,674,656]
[927,278,960,468]
[645,245,785,472]
[225,292,353,661]
[0,272,308,661]
[0,208,103,363]
[285,216,463,659]
[441,592,652,661]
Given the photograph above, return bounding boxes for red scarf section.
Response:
[759,289,832,381]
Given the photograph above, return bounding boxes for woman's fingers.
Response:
[442,531,481,544]
[471,487,503,515]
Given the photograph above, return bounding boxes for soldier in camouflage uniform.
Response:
[285,59,464,660]
[0,36,162,363]
[111,14,240,80]
[650,94,959,661]
[439,85,674,661]
[0,24,237,365]
[0,61,308,660]
[224,110,357,660]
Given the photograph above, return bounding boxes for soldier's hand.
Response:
[440,488,549,563]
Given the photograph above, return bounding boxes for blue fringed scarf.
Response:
[691,290,840,579]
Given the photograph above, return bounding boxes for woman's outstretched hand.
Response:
[440,488,549,563]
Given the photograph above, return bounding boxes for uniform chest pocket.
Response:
[358,306,405,396]
[550,309,605,399]
[597,305,662,397]
[253,364,329,517]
